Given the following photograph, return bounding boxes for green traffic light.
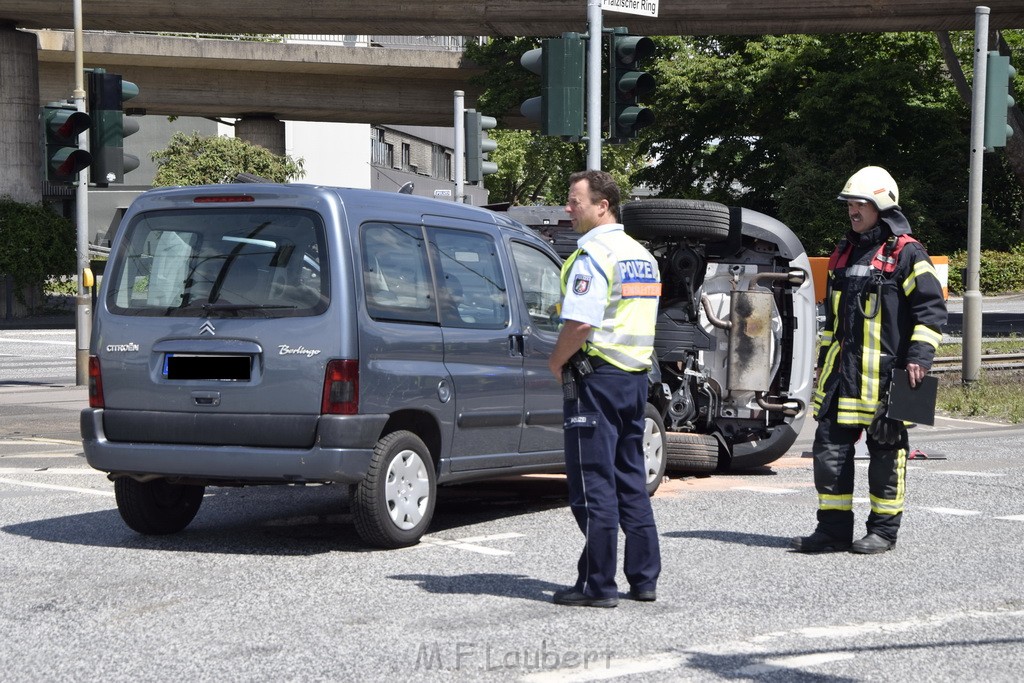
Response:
[983,51,1015,150]
[519,34,585,139]
[609,31,656,141]
[42,105,92,184]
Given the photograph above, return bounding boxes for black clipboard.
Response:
[886,368,938,426]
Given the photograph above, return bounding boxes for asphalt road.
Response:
[2,331,1024,680]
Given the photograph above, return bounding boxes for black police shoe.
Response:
[629,587,657,602]
[552,587,618,608]
[790,531,852,553]
[850,533,896,554]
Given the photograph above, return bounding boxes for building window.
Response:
[371,128,393,168]
[433,145,452,181]
[401,143,412,171]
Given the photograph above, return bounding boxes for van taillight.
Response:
[321,360,358,415]
[88,356,104,408]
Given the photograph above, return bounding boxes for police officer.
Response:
[548,170,662,607]
[792,166,947,555]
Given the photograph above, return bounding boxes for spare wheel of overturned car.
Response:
[665,432,720,473]
[621,199,731,242]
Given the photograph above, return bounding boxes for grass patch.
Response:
[935,337,1024,423]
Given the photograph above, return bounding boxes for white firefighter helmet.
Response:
[836,166,900,211]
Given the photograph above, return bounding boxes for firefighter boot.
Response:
[850,533,896,554]
[790,530,852,553]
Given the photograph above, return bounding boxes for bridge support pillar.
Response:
[0,24,42,204]
[235,114,286,156]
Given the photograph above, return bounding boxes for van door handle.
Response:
[509,334,525,357]
[192,391,221,407]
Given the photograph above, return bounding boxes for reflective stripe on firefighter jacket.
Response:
[812,223,947,426]
[561,228,662,372]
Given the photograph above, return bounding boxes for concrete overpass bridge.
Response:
[5,0,1024,37]
[4,0,1024,203]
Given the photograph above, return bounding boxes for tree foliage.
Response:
[464,37,641,206]
[470,32,1024,255]
[636,32,987,255]
[0,197,76,297]
[151,132,305,186]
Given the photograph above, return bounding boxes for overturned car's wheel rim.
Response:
[643,403,667,495]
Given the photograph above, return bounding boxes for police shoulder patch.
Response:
[572,275,592,295]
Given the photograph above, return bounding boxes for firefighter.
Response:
[792,166,947,554]
[548,169,662,606]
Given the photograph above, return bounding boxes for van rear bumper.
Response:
[81,408,385,485]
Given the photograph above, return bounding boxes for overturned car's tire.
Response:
[665,432,720,473]
[622,199,731,242]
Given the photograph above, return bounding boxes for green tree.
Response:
[0,197,75,302]
[151,132,305,186]
[637,33,980,255]
[465,37,641,206]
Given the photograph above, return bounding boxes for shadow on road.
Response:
[2,475,570,555]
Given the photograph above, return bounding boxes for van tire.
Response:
[665,432,720,473]
[622,199,731,242]
[114,478,205,535]
[643,403,667,496]
[352,430,437,549]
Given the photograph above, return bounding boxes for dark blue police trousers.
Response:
[562,363,661,598]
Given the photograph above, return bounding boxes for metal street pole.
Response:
[454,90,465,203]
[74,0,91,386]
[586,0,602,170]
[964,5,990,385]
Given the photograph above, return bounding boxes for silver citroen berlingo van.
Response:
[82,184,668,548]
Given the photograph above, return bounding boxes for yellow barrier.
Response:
[808,256,949,303]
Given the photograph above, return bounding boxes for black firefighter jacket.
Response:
[812,210,948,426]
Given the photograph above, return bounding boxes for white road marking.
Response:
[0,337,75,346]
[928,470,1003,477]
[418,532,525,556]
[919,506,983,516]
[0,438,80,446]
[994,514,1024,522]
[521,652,684,682]
[735,652,856,676]
[0,477,113,496]
[734,486,800,494]
[0,467,101,475]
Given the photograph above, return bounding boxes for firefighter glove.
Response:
[868,401,901,446]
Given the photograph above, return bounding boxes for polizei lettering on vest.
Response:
[618,259,655,281]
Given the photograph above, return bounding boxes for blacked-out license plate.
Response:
[163,354,251,381]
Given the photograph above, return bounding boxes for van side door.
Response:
[428,226,525,472]
[508,239,564,455]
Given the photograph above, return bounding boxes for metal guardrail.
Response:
[123,32,473,51]
[931,353,1024,373]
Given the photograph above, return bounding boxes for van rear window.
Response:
[106,208,329,318]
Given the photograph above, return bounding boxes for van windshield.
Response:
[106,208,329,318]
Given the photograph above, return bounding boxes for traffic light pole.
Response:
[74,0,91,386]
[964,5,989,385]
[586,0,602,170]
[454,90,465,203]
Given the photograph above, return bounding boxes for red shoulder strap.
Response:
[871,234,919,274]
[827,241,852,271]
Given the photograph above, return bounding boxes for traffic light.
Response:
[88,69,141,185]
[520,34,585,139]
[609,30,656,141]
[984,51,1016,150]
[465,109,498,183]
[41,103,92,184]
